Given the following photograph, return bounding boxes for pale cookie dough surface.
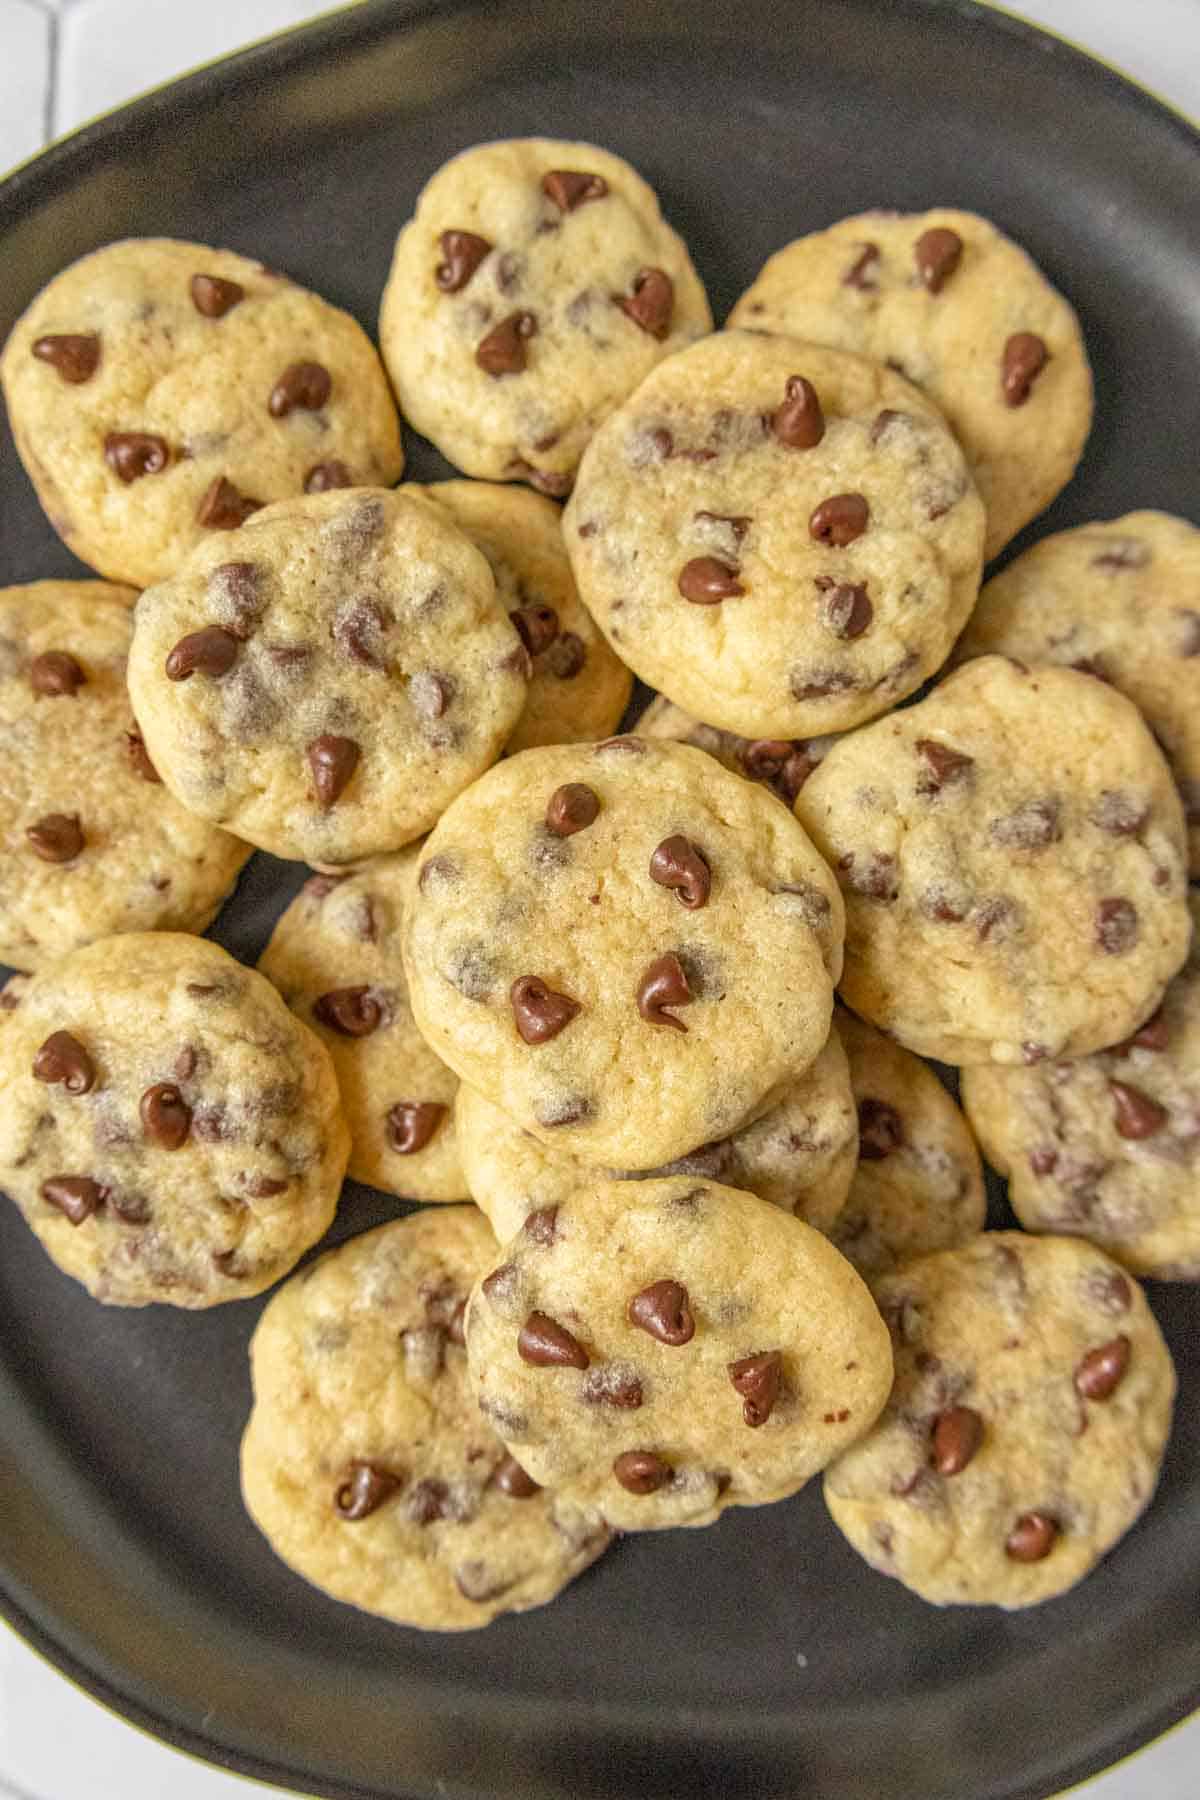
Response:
[0,238,403,589]
[729,209,1093,561]
[379,138,711,492]
[796,656,1190,1064]
[127,489,527,865]
[955,512,1200,876]
[465,1175,892,1533]
[241,1208,610,1631]
[403,737,844,1169]
[565,332,985,738]
[259,850,465,1202]
[456,1023,857,1241]
[0,580,249,968]
[638,691,838,809]
[0,933,348,1307]
[824,1233,1175,1607]
[408,480,631,751]
[829,1008,985,1282]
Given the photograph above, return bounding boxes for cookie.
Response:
[823,1233,1175,1607]
[564,331,985,738]
[407,480,631,751]
[402,736,844,1169]
[455,1023,857,1241]
[241,1208,610,1630]
[728,209,1093,561]
[796,655,1190,1064]
[954,512,1200,876]
[127,488,528,866]
[0,580,249,968]
[0,933,348,1306]
[638,692,837,808]
[465,1175,892,1532]
[378,138,711,494]
[259,849,465,1202]
[828,1008,985,1282]
[1,238,403,588]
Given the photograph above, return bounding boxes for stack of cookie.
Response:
[0,136,1195,1630]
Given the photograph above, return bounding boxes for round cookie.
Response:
[378,138,711,494]
[829,1008,986,1282]
[259,850,465,1202]
[407,480,632,751]
[0,237,403,589]
[0,580,249,968]
[564,331,985,738]
[954,512,1200,876]
[455,1023,857,1241]
[241,1208,610,1631]
[465,1175,893,1533]
[823,1233,1175,1608]
[0,933,348,1307]
[728,209,1093,561]
[402,736,844,1169]
[796,655,1190,1065]
[638,691,837,808]
[127,488,527,866]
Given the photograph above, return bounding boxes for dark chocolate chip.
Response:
[810,492,869,546]
[858,1097,903,1160]
[1075,1334,1131,1400]
[627,1279,695,1345]
[1118,1008,1169,1054]
[331,599,393,669]
[435,229,492,292]
[33,1031,95,1094]
[678,557,744,604]
[930,1405,983,1475]
[1096,898,1138,955]
[518,1311,589,1368]
[165,625,239,680]
[104,432,169,483]
[269,361,331,417]
[523,1206,559,1246]
[510,603,559,655]
[916,738,974,794]
[1109,1080,1167,1140]
[27,813,83,862]
[30,651,85,697]
[197,477,261,528]
[728,1350,782,1427]
[1006,1511,1058,1561]
[844,243,880,289]
[914,227,963,293]
[190,273,245,317]
[990,797,1060,850]
[649,836,711,910]
[741,739,793,780]
[492,1454,541,1498]
[1002,333,1049,406]
[305,460,353,493]
[386,1100,445,1154]
[313,987,383,1037]
[510,975,580,1044]
[335,1461,403,1520]
[41,1174,107,1224]
[815,578,872,638]
[546,783,599,837]
[32,332,100,382]
[140,1082,192,1150]
[615,268,674,338]
[476,311,537,375]
[636,952,692,1032]
[542,169,608,210]
[613,1450,670,1494]
[581,1365,643,1408]
[307,734,360,807]
[405,1478,451,1525]
[771,375,825,448]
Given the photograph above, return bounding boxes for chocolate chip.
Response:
[32,333,100,382]
[990,797,1060,850]
[33,1031,95,1094]
[810,493,870,546]
[1006,1512,1058,1562]
[121,725,160,783]
[858,1098,903,1160]
[1108,1080,1167,1139]
[386,1100,445,1154]
[1096,898,1138,955]
[1118,1008,1169,1054]
[27,813,83,862]
[546,783,599,837]
[165,625,239,680]
[815,578,872,638]
[335,1461,403,1520]
[268,361,331,417]
[636,952,692,1032]
[197,476,261,528]
[435,229,492,292]
[628,1279,695,1345]
[1029,1147,1058,1176]
[312,987,382,1038]
[1075,1334,1131,1401]
[542,169,608,210]
[476,310,537,375]
[1002,333,1049,406]
[510,975,582,1046]
[581,1364,643,1408]
[678,557,744,604]
[537,1093,593,1128]
[916,739,974,794]
[518,1311,589,1368]
[331,599,392,670]
[914,227,963,293]
[648,836,711,910]
[304,460,353,492]
[837,851,898,901]
[728,1350,782,1427]
[139,1082,192,1150]
[522,1207,559,1248]
[844,243,880,289]
[307,734,360,807]
[405,1478,452,1525]
[190,273,245,317]
[492,1454,541,1497]
[447,1299,467,1346]
[104,432,169,483]
[510,604,559,655]
[1092,539,1151,572]
[242,1175,289,1198]
[613,1450,670,1494]
[770,375,825,449]
[544,631,587,680]
[615,268,674,338]
[741,739,793,781]
[1090,791,1148,836]
[1086,1269,1132,1315]
[595,735,646,754]
[41,1174,107,1225]
[930,1405,983,1475]
[30,651,85,697]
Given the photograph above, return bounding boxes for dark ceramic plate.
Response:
[1,1,1199,1796]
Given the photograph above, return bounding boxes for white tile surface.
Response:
[1,2,1199,1798]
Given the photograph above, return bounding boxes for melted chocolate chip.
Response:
[104,432,169,483]
[304,460,353,492]
[492,1454,541,1498]
[815,578,872,638]
[510,975,581,1044]
[314,986,382,1037]
[582,1365,643,1408]
[510,603,559,655]
[615,268,674,338]
[930,1405,983,1475]
[523,1207,559,1247]
[331,599,393,669]
[542,169,608,210]
[27,813,83,862]
[1002,333,1049,406]
[1090,791,1148,837]
[636,953,692,1032]
[476,311,537,375]
[857,1098,903,1160]
[628,1279,695,1345]
[518,1311,589,1368]
[810,492,869,546]
[649,836,711,910]
[1096,898,1138,955]
[268,361,331,417]
[1006,1511,1058,1561]
[190,273,245,317]
[1109,1080,1167,1139]
[405,1478,451,1525]
[990,798,1060,850]
[545,631,586,678]
[30,651,84,697]
[546,783,599,837]
[1075,1334,1131,1401]
[32,333,100,382]
[771,375,825,448]
[613,1450,670,1494]
[435,229,492,292]
[916,738,974,794]
[678,557,744,604]
[844,243,880,289]
[41,1174,107,1224]
[197,477,261,528]
[914,227,963,293]
[838,851,898,901]
[33,1031,95,1094]
[140,1082,192,1150]
[165,625,239,681]
[124,727,161,782]
[335,1461,403,1520]
[386,1100,445,1154]
[728,1350,782,1427]
[307,735,360,807]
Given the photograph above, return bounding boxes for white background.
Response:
[1,0,1198,1796]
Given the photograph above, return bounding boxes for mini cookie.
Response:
[823,1233,1175,1607]
[1,238,403,588]
[379,138,711,493]
[565,332,985,738]
[456,1023,857,1241]
[962,897,1200,1280]
[0,580,249,968]
[241,1208,610,1630]
[127,489,527,865]
[259,850,465,1202]
[729,209,1093,561]
[407,480,631,751]
[796,656,1190,1064]
[0,933,348,1307]
[955,512,1200,876]
[638,692,837,808]
[402,737,844,1169]
[829,1008,985,1282]
[465,1175,892,1533]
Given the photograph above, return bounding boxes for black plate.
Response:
[2,2,1199,1796]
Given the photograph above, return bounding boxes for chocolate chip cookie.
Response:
[565,332,985,737]
[127,488,528,865]
[955,511,1200,875]
[729,209,1093,561]
[407,480,632,751]
[0,579,250,968]
[402,736,844,1168]
[379,138,711,494]
[796,655,1190,1064]
[1,238,404,588]
[465,1175,892,1532]
[823,1233,1175,1607]
[259,849,465,1202]
[241,1207,610,1630]
[637,692,837,808]
[456,1022,857,1241]
[0,933,348,1306]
